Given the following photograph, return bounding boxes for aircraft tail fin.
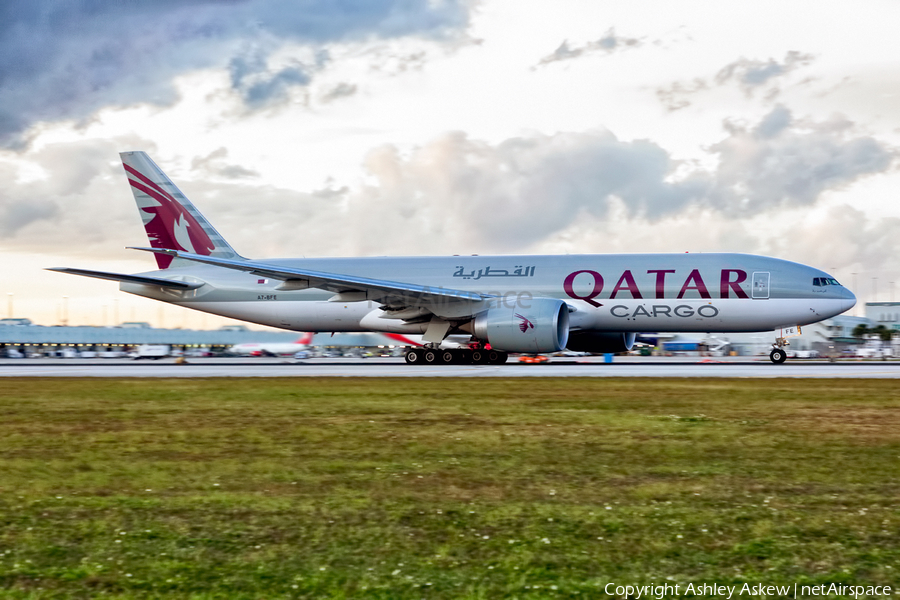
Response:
[297,332,314,345]
[120,151,241,269]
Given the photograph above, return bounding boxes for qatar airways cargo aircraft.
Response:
[50,151,856,365]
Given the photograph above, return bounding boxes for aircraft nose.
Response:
[842,286,857,313]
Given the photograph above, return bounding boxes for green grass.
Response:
[0,378,899,598]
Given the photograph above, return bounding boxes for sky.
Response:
[1,0,898,328]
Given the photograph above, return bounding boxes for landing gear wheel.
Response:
[770,348,787,364]
[440,350,456,364]
[487,350,508,364]
[470,350,487,364]
[404,349,423,365]
[423,349,439,364]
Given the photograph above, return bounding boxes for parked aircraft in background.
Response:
[228,332,314,357]
[228,332,420,357]
[50,152,856,365]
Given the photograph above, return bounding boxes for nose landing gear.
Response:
[769,347,787,364]
[769,337,788,364]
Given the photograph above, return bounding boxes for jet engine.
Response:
[566,331,636,354]
[471,298,569,353]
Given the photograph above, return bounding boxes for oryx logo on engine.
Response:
[515,313,535,333]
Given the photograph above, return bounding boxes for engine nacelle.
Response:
[472,298,569,353]
[566,331,636,354]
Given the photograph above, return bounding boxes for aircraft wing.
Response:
[128,247,492,311]
[46,267,203,290]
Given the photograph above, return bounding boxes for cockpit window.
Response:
[813,277,841,286]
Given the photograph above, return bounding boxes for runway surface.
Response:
[1,356,899,377]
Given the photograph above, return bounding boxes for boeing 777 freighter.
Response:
[50,152,856,364]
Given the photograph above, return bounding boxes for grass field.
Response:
[0,377,899,599]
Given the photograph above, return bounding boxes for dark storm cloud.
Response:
[537,28,642,66]
[0,0,473,146]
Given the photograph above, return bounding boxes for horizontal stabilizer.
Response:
[46,267,203,290]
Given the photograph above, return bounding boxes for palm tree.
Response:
[873,324,895,343]
[852,323,869,340]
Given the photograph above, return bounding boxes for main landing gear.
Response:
[769,337,788,364]
[404,347,509,365]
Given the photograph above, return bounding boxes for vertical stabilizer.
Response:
[120,151,241,269]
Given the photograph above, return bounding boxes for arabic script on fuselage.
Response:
[453,266,536,280]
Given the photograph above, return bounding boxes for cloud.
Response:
[343,108,894,254]
[0,137,146,253]
[537,28,642,66]
[658,51,815,111]
[320,82,359,103]
[708,106,894,213]
[0,197,57,238]
[770,204,900,272]
[345,131,701,254]
[656,78,708,112]
[227,49,314,109]
[191,148,259,179]
[0,0,473,147]
[1,108,893,270]
[716,51,814,94]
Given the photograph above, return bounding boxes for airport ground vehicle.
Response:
[52,152,856,365]
[131,344,170,360]
[519,355,549,364]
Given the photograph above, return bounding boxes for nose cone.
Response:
[842,286,857,313]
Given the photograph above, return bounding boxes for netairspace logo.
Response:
[603,582,893,598]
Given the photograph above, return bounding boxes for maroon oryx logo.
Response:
[515,313,534,333]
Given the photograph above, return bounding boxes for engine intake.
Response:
[566,331,636,354]
[472,298,569,353]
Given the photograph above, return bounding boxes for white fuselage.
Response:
[121,252,856,335]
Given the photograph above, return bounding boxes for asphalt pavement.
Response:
[1,356,898,378]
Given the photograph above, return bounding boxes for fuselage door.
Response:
[751,271,770,299]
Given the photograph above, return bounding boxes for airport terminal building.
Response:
[0,320,299,355]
